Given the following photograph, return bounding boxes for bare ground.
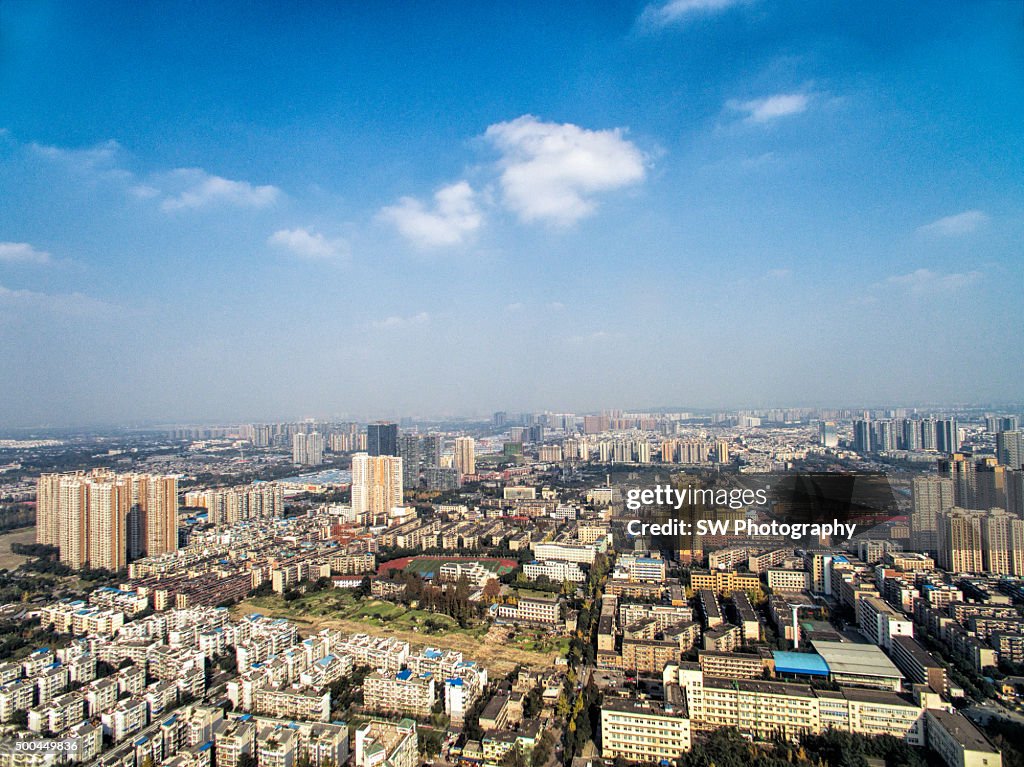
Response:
[0,527,36,570]
[231,601,560,676]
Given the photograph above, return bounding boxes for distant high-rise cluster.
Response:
[184,484,284,525]
[245,421,365,452]
[36,470,178,571]
[292,431,325,466]
[986,415,1021,434]
[854,417,958,454]
[350,452,403,525]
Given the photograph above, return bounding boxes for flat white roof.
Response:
[812,640,902,679]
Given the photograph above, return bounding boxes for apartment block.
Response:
[601,698,691,763]
[364,670,436,719]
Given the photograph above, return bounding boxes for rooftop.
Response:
[773,651,829,677]
[812,640,902,679]
[928,709,999,753]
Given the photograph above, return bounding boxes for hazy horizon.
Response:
[2,1,1022,427]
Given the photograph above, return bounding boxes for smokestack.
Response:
[791,605,800,649]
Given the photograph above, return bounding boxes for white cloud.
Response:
[727,94,809,123]
[372,312,431,329]
[158,168,280,212]
[916,210,989,237]
[638,0,746,30]
[0,284,114,317]
[484,115,646,226]
[506,302,525,312]
[129,185,160,199]
[884,269,981,296]
[0,242,51,265]
[567,330,626,344]
[30,139,122,171]
[378,181,482,248]
[268,228,349,260]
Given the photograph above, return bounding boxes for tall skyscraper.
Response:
[911,475,955,555]
[1007,470,1024,518]
[853,419,872,454]
[818,421,838,448]
[368,419,399,454]
[936,418,958,454]
[35,472,67,547]
[397,434,421,488]
[940,454,976,508]
[874,420,897,452]
[453,437,476,477]
[87,479,127,571]
[59,474,89,570]
[350,452,403,525]
[920,418,938,451]
[143,474,179,558]
[292,433,306,465]
[398,434,442,488]
[937,507,983,574]
[975,460,1008,510]
[996,431,1023,470]
[901,419,922,451]
[367,422,399,457]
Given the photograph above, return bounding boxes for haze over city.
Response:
[1,1,1022,426]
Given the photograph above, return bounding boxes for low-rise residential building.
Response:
[354,718,418,767]
[363,670,435,719]
[601,698,691,763]
[926,709,1002,767]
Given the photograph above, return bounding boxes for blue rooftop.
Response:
[772,651,829,676]
[396,669,413,681]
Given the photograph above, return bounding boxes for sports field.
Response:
[378,555,518,578]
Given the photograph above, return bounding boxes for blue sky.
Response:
[1,1,1022,426]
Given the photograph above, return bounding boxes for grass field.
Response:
[240,589,489,638]
[378,555,518,578]
[232,589,563,675]
[510,629,571,655]
[0,527,36,570]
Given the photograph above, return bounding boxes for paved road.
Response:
[965,700,1024,727]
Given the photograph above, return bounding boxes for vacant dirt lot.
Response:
[232,599,562,676]
[0,527,36,570]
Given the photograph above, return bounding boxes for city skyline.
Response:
[1,1,1023,427]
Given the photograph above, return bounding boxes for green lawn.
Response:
[509,629,571,654]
